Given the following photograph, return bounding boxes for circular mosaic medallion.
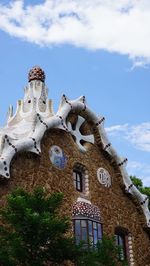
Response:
[97,168,111,188]
[49,145,67,169]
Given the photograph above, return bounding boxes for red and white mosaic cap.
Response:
[73,201,101,221]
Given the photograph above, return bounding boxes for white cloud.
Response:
[106,122,150,152]
[1,0,150,64]
[106,123,150,185]
[106,122,150,185]
[106,124,129,135]
[127,160,150,186]
[127,123,150,152]
[127,160,150,174]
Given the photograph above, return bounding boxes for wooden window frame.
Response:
[73,170,83,192]
[73,218,103,248]
[115,228,129,262]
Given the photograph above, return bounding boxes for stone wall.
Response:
[0,128,150,265]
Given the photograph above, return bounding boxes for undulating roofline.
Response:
[0,66,149,227]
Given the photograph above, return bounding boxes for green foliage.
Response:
[76,236,127,266]
[130,176,143,190]
[0,187,76,266]
[141,186,150,198]
[130,175,150,209]
[0,187,127,266]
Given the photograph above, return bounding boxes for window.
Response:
[115,228,128,262]
[73,201,102,248]
[73,170,83,192]
[115,234,126,260]
[74,219,102,247]
[73,163,89,195]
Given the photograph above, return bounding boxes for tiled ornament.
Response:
[49,145,67,169]
[73,201,101,221]
[97,168,111,188]
[67,115,94,153]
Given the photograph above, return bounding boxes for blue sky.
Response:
[0,0,150,186]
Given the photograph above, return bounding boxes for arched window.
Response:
[115,233,127,260]
[115,227,129,262]
[73,170,83,192]
[73,163,89,195]
[73,200,102,248]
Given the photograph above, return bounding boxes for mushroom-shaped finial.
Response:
[28,66,45,82]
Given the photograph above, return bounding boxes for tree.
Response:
[0,187,77,266]
[76,236,127,266]
[130,175,150,209]
[130,176,143,190]
[0,187,126,266]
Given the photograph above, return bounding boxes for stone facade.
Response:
[0,67,150,266]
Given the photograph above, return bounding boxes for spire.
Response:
[28,66,45,82]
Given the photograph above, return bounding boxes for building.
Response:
[0,66,150,265]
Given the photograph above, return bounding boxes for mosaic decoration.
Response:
[128,235,135,265]
[49,145,67,169]
[97,168,111,188]
[0,66,149,227]
[28,66,45,82]
[67,115,94,153]
[73,201,101,221]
